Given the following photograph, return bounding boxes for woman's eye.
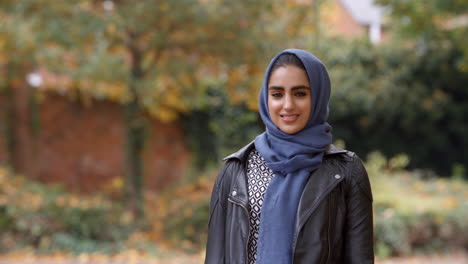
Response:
[295,92,307,97]
[271,93,283,98]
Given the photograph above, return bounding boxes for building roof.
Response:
[339,0,384,25]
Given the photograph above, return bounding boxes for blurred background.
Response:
[0,0,467,263]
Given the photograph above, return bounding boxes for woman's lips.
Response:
[280,114,299,123]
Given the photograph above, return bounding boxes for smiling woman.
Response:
[205,49,374,264]
[267,61,311,135]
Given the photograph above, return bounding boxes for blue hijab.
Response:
[254,49,333,263]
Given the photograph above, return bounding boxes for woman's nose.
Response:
[283,95,295,110]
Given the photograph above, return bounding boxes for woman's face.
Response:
[268,65,311,134]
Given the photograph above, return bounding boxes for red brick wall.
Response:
[327,0,366,39]
[0,93,7,164]
[0,92,190,192]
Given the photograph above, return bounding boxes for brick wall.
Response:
[327,0,366,39]
[0,92,190,192]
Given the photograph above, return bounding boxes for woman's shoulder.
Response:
[211,142,255,201]
[223,140,256,163]
[324,145,372,200]
[324,144,361,163]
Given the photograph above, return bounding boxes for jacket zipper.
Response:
[326,192,333,263]
[291,223,299,263]
[228,197,251,264]
[291,181,342,264]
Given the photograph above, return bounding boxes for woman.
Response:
[205,49,374,264]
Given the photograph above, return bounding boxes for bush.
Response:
[160,150,468,257]
[146,170,216,252]
[0,167,133,254]
[322,38,468,176]
[367,151,468,257]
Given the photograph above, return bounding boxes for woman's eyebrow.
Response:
[268,85,309,90]
[291,85,309,90]
[268,86,284,90]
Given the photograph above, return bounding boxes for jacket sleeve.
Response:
[343,156,374,264]
[204,162,231,264]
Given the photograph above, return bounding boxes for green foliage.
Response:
[374,204,468,257]
[0,0,313,217]
[145,171,216,252]
[185,32,468,175]
[367,151,468,257]
[182,87,262,170]
[0,168,133,254]
[164,196,211,253]
[162,151,468,257]
[317,36,468,175]
[183,31,468,175]
[2,155,466,258]
[0,0,300,115]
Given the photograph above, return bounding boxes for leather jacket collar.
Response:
[223,141,349,222]
[223,141,347,163]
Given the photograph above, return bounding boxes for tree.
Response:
[315,0,468,175]
[0,0,320,216]
[376,0,468,70]
[0,7,40,178]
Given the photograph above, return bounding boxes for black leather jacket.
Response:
[205,142,374,264]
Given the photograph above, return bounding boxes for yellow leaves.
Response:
[0,36,6,64]
[421,89,448,112]
[78,0,93,12]
[443,197,458,210]
[145,73,194,122]
[54,194,107,211]
[0,169,8,205]
[163,84,183,107]
[320,0,340,26]
[39,69,73,93]
[285,0,311,8]
[246,94,259,111]
[106,23,117,35]
[413,181,424,192]
[1,165,210,259]
[10,78,23,88]
[183,207,193,218]
[184,225,195,237]
[0,167,7,183]
[139,170,217,250]
[294,0,313,5]
[0,250,203,264]
[388,154,410,171]
[422,97,433,111]
[54,196,66,207]
[24,194,43,211]
[0,166,113,214]
[359,116,370,127]
[95,81,127,102]
[225,63,264,111]
[367,152,467,217]
[111,177,124,191]
[150,106,178,123]
[0,35,5,50]
[160,2,170,12]
[121,210,135,225]
[227,65,250,105]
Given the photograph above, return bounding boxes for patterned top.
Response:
[246,149,275,264]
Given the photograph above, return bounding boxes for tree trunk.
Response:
[4,64,37,178]
[123,42,146,218]
[123,95,145,218]
[3,82,15,170]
